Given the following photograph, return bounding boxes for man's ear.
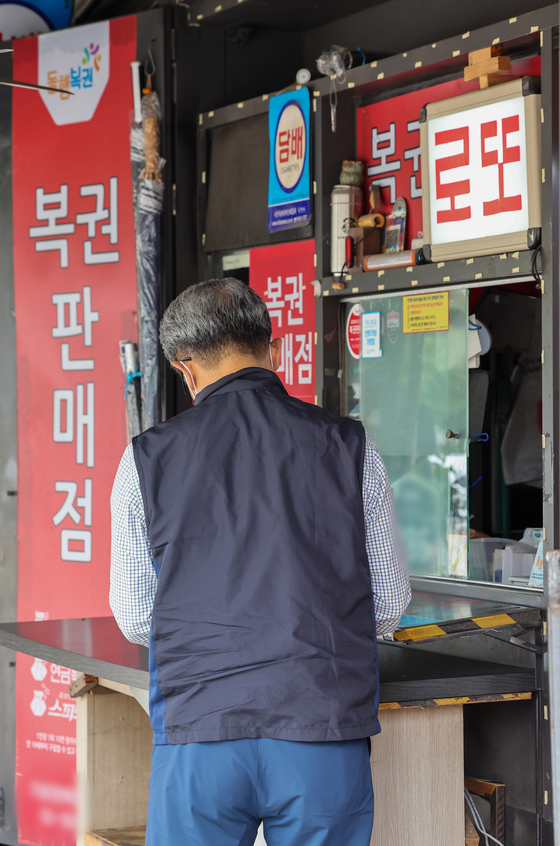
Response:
[270,337,283,371]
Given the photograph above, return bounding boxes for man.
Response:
[110,277,410,846]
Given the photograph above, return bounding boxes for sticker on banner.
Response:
[38,20,109,125]
[387,309,400,343]
[30,690,47,717]
[361,311,382,359]
[346,303,361,359]
[403,292,449,334]
[30,658,48,682]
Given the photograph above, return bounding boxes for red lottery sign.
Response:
[346,303,361,359]
[356,56,540,250]
[12,17,138,846]
[250,240,316,404]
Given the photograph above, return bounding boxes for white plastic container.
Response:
[494,544,536,584]
[469,538,513,581]
[330,185,363,276]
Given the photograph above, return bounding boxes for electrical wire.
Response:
[354,46,366,65]
[531,244,542,285]
[464,788,505,846]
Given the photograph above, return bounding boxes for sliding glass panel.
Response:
[344,289,469,578]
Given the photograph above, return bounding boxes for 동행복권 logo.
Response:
[38,21,109,125]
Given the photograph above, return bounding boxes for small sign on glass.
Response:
[361,311,382,359]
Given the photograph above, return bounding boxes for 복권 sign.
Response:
[250,240,316,404]
[403,292,449,334]
[268,88,311,233]
[12,17,138,846]
[420,77,541,261]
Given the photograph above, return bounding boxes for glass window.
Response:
[343,284,543,587]
[345,289,469,579]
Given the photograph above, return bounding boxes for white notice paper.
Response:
[362,311,382,359]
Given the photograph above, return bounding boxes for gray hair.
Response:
[159,277,272,368]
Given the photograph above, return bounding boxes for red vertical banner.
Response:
[12,17,138,846]
[250,240,316,405]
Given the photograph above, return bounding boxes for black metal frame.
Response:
[195,9,559,841]
[0,43,18,846]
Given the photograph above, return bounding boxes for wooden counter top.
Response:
[0,616,535,702]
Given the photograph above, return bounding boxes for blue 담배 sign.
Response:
[268,87,311,233]
[362,312,382,359]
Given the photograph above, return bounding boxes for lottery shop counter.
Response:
[0,602,537,846]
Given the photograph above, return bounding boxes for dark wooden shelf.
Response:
[320,249,538,298]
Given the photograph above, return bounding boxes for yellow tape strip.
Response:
[472,614,516,628]
[501,692,532,701]
[380,692,532,712]
[393,624,447,641]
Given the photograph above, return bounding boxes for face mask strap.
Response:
[178,357,197,402]
[184,364,197,398]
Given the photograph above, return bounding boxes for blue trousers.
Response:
[146,738,374,846]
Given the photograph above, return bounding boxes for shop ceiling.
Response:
[186,0,390,29]
[73,0,387,27]
[75,0,552,55]
[72,0,543,46]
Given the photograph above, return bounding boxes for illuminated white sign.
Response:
[428,96,529,245]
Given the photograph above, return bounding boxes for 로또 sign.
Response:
[420,77,541,261]
[403,292,449,334]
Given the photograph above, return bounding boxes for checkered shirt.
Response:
[110,432,411,647]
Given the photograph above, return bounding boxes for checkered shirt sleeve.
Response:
[109,433,411,646]
[362,432,411,634]
[109,444,155,647]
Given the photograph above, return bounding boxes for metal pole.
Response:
[547,550,560,842]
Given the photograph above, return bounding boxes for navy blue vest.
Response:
[133,368,380,743]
